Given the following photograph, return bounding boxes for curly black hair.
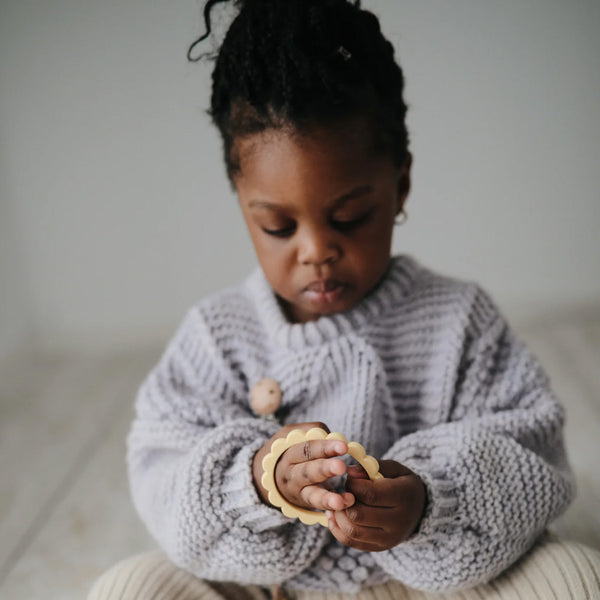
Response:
[189,0,409,178]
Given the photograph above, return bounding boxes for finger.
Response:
[350,473,424,509]
[346,464,369,480]
[301,486,355,511]
[334,505,386,537]
[288,456,347,487]
[283,438,348,466]
[267,423,331,456]
[345,478,388,507]
[345,476,410,508]
[378,459,414,478]
[327,510,386,552]
[341,502,394,529]
[338,491,355,508]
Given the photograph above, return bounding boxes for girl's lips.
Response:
[303,280,346,304]
[305,279,342,293]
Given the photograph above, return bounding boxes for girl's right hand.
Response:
[252,422,355,512]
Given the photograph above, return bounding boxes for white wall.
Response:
[0,190,32,363]
[1,0,599,355]
[379,1,600,318]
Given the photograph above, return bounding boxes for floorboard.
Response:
[0,399,154,600]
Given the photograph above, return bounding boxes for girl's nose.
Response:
[297,228,340,266]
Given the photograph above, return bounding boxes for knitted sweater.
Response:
[127,255,574,593]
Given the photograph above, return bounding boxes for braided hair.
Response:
[189,0,409,179]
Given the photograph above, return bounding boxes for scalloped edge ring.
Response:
[261,427,383,526]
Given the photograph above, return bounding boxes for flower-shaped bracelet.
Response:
[261,427,383,526]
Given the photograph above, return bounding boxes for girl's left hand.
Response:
[327,460,426,552]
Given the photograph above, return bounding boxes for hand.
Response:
[253,422,355,512]
[327,460,426,552]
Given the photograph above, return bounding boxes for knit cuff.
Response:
[371,447,462,590]
[407,462,460,540]
[382,445,460,540]
[220,426,294,532]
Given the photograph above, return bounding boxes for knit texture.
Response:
[127,255,575,593]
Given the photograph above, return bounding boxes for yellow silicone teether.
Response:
[261,427,383,526]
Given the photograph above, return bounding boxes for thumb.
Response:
[378,459,414,478]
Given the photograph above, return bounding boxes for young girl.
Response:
[89,1,600,598]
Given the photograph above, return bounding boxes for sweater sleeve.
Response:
[126,307,329,585]
[373,287,575,591]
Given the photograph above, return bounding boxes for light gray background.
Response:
[1,0,599,362]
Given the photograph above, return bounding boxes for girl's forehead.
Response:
[235,120,381,175]
[233,125,402,213]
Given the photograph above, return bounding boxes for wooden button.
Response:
[250,378,282,416]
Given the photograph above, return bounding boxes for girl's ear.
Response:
[395,153,412,215]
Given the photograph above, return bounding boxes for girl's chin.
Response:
[284,295,356,324]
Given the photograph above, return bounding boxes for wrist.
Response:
[409,475,428,538]
[252,445,272,505]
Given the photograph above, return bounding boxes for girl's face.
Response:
[234,122,411,323]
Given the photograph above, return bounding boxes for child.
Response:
[89,1,600,598]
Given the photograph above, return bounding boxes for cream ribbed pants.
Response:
[88,533,600,600]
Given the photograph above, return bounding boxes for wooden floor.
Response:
[1,309,599,599]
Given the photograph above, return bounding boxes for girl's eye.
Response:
[260,212,371,238]
[331,212,371,232]
[262,224,296,238]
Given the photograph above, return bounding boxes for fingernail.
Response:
[326,510,333,520]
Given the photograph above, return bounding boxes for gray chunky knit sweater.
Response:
[127,255,574,593]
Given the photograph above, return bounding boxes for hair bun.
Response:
[189,0,409,177]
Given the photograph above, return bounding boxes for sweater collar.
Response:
[245,255,418,349]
